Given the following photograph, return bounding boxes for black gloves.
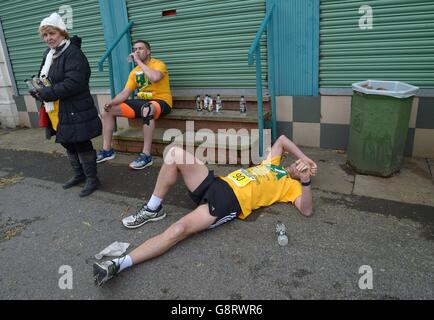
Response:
[29,89,42,102]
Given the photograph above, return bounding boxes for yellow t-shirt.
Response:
[220,156,302,219]
[124,58,173,107]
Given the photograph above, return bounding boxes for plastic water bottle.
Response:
[25,80,34,90]
[208,95,214,112]
[41,75,52,87]
[203,95,209,111]
[240,95,247,114]
[215,94,222,112]
[126,53,134,63]
[196,95,202,112]
[31,75,44,89]
[276,221,288,246]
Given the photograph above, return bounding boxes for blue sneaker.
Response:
[129,153,153,170]
[96,149,115,163]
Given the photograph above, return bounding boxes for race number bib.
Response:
[227,169,255,187]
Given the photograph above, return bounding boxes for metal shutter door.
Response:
[0,0,109,94]
[126,0,267,90]
[320,0,434,90]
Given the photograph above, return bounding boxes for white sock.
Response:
[147,195,162,211]
[112,255,133,273]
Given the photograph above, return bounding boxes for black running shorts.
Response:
[121,99,171,120]
[189,170,241,229]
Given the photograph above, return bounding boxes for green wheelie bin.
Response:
[347,80,419,177]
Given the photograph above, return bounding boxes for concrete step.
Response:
[112,127,268,164]
[129,108,271,131]
[114,106,271,164]
[112,127,175,155]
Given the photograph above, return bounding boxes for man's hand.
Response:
[295,159,311,182]
[287,160,311,182]
[132,51,141,65]
[104,102,113,112]
[300,156,317,176]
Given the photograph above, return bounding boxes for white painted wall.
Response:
[0,39,18,128]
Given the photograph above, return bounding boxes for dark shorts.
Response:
[189,170,241,229]
[120,99,171,120]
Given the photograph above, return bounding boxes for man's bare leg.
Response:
[129,204,215,264]
[141,103,156,155]
[94,147,215,285]
[129,147,214,263]
[94,204,215,286]
[142,119,155,155]
[122,146,209,227]
[101,106,123,151]
[153,146,209,198]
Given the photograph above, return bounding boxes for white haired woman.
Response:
[31,12,102,197]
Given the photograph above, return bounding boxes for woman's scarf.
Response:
[40,39,71,112]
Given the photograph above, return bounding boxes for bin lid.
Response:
[352,80,419,99]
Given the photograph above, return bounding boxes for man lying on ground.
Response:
[93,135,317,286]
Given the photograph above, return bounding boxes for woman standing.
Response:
[31,12,102,197]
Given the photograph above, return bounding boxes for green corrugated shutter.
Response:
[0,0,109,94]
[320,0,434,89]
[126,0,267,90]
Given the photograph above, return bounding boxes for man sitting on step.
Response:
[97,40,172,170]
[93,135,317,286]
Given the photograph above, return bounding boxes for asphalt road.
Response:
[0,149,433,300]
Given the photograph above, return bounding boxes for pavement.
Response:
[0,127,433,300]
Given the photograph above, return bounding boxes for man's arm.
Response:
[293,160,313,216]
[268,135,317,175]
[133,53,164,83]
[104,88,132,111]
[294,184,313,217]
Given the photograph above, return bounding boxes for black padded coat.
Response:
[38,36,102,143]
